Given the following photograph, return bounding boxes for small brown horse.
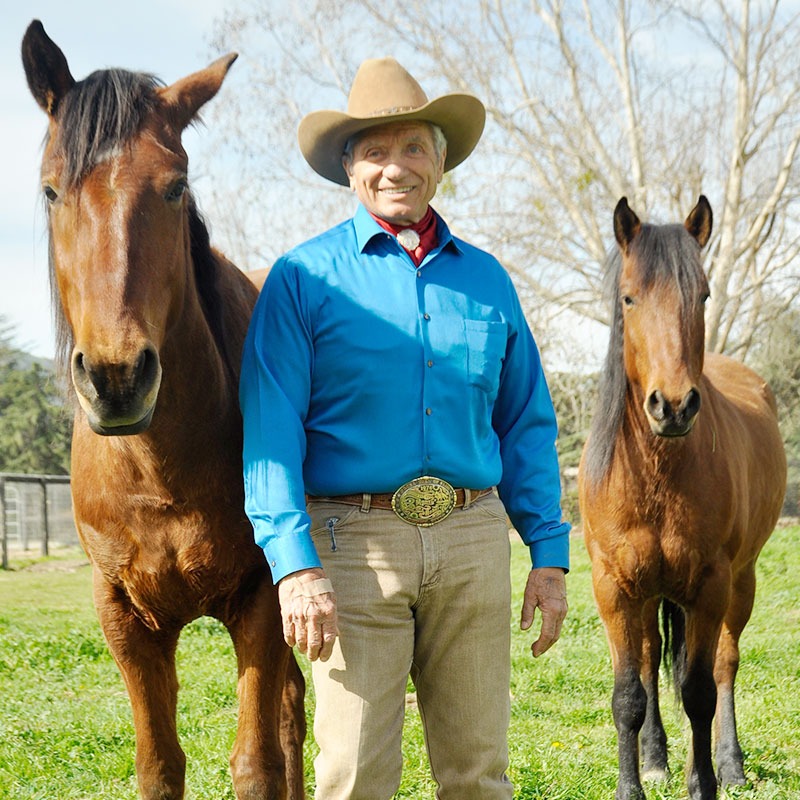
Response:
[22,20,305,800]
[579,196,786,800]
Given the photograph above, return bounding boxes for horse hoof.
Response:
[642,767,669,783]
[718,768,747,787]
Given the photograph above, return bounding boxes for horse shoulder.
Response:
[700,351,786,557]
[702,352,782,447]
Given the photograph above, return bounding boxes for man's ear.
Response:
[438,147,447,182]
[342,155,355,189]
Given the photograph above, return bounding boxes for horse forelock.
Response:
[630,224,707,307]
[52,68,163,190]
[584,223,707,487]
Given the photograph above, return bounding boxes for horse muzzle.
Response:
[645,386,701,437]
[71,345,162,436]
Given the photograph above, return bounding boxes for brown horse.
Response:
[21,20,305,800]
[578,196,786,800]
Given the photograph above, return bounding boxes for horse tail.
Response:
[661,598,687,697]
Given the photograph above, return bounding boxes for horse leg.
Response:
[280,654,307,798]
[713,565,756,787]
[226,577,305,800]
[595,575,648,800]
[640,598,668,782]
[93,571,185,799]
[682,569,730,800]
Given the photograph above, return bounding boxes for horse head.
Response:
[613,195,712,437]
[21,20,237,435]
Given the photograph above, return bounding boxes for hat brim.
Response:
[298,93,486,186]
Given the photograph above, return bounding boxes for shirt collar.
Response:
[353,203,461,257]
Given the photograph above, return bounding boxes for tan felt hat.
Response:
[298,57,486,186]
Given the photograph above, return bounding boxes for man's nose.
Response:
[382,160,407,179]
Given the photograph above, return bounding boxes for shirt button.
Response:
[427,360,434,367]
[417,270,422,278]
[426,408,432,415]
[423,313,430,321]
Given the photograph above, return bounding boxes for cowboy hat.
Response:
[298,57,486,186]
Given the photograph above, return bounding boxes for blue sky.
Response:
[2,2,228,358]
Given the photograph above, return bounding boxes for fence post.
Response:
[1,477,7,570]
[40,478,50,557]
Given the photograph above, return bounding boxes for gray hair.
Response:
[342,122,447,167]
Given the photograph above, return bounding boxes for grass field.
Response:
[1,524,798,799]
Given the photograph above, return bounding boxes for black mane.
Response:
[583,223,707,487]
[52,68,162,190]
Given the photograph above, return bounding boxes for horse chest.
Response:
[589,486,727,599]
[78,498,258,624]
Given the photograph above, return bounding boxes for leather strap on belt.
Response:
[309,487,493,511]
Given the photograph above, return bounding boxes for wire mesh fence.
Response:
[0,474,77,568]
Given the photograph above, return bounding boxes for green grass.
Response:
[1,525,798,799]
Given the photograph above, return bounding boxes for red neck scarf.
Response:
[370,206,438,266]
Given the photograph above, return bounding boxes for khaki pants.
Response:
[307,494,514,800]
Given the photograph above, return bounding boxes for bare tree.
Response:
[200,0,800,363]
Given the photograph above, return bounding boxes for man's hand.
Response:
[520,567,567,658]
[278,567,339,662]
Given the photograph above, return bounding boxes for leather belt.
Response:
[310,487,492,511]
[308,477,493,527]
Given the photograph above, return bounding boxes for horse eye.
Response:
[623,295,634,307]
[165,180,187,203]
[43,184,59,204]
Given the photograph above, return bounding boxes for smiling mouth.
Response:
[381,186,415,195]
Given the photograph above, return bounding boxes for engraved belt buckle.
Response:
[391,476,457,527]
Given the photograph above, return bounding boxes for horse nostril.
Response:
[136,346,159,385]
[72,350,85,375]
[680,387,702,421]
[647,390,668,422]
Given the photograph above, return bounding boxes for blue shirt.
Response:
[240,204,570,582]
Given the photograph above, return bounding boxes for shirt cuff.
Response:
[259,528,323,583]
[528,522,571,572]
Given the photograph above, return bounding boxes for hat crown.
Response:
[346,58,429,118]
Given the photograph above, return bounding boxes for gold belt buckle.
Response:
[391,476,457,526]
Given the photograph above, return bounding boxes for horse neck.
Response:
[145,263,243,457]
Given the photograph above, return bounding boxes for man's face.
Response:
[343,122,446,225]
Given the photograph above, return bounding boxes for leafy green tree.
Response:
[0,320,71,475]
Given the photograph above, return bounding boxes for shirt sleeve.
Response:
[492,287,571,571]
[239,257,322,582]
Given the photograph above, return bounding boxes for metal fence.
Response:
[0,473,77,569]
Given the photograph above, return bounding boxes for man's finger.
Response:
[531,608,563,657]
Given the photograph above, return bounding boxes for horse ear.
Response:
[158,53,238,131]
[613,196,641,252]
[684,195,713,248]
[21,20,76,117]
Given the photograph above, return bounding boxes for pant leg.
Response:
[411,494,514,800]
[308,501,420,800]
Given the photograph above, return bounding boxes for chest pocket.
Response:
[464,319,507,395]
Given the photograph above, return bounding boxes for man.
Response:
[240,57,570,800]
